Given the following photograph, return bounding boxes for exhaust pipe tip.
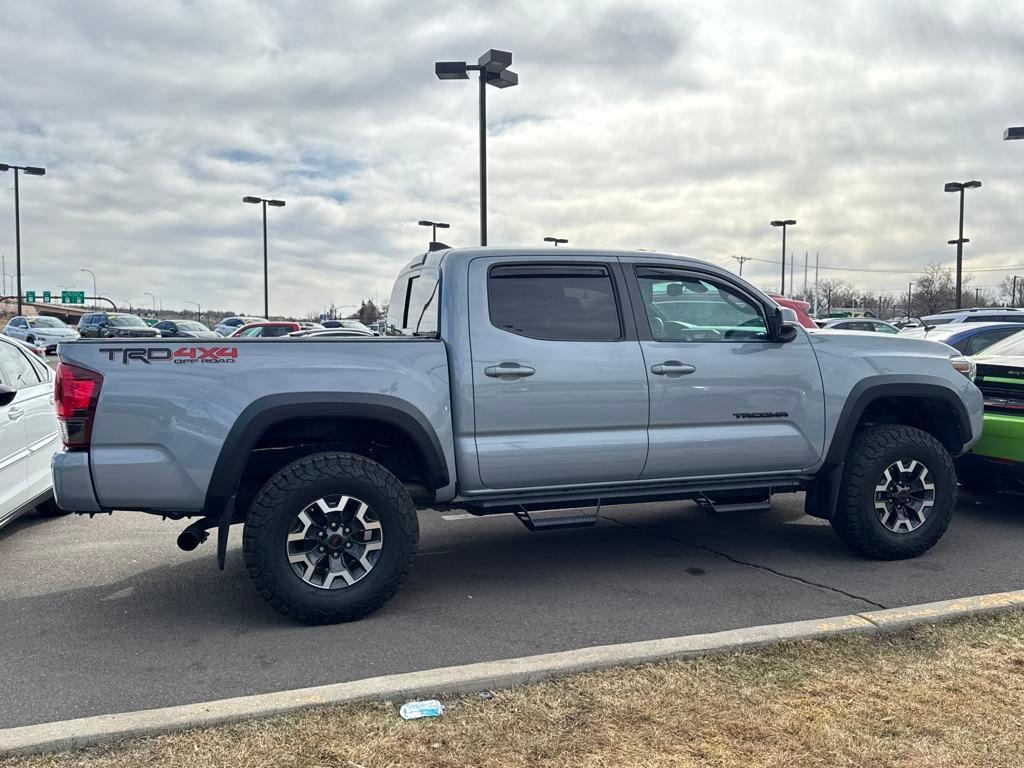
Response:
[177,526,210,552]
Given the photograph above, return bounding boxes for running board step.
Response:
[696,494,772,514]
[514,508,598,531]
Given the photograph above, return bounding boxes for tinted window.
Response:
[109,314,146,328]
[637,269,766,342]
[263,326,293,337]
[488,264,621,341]
[178,321,207,331]
[154,322,173,331]
[975,330,1024,357]
[0,340,42,389]
[961,329,1017,355]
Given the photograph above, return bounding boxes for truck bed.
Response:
[55,337,455,513]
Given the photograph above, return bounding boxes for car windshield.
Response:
[339,320,371,331]
[29,317,65,328]
[976,330,1024,358]
[109,315,147,327]
[177,321,208,331]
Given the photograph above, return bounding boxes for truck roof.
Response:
[403,246,709,273]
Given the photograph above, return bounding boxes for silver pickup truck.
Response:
[52,247,984,624]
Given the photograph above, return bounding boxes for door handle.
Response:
[484,362,536,380]
[7,406,24,421]
[650,361,696,377]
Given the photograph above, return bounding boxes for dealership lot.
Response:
[0,489,1020,730]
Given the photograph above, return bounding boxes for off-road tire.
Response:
[243,452,419,624]
[831,424,956,560]
[35,498,72,518]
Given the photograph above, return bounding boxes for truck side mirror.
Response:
[766,306,798,343]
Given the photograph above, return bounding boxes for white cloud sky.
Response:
[1,0,1022,317]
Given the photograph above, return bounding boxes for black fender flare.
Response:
[202,392,450,519]
[806,377,972,520]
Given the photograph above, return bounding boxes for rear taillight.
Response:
[54,363,103,449]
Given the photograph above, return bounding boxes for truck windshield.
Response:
[387,267,439,337]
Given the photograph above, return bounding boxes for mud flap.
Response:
[804,463,843,520]
[217,494,236,570]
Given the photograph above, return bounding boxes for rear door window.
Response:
[0,341,42,389]
[488,264,622,341]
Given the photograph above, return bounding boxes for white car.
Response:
[214,316,267,336]
[0,335,68,531]
[3,315,80,354]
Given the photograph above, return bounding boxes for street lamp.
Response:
[80,268,97,308]
[183,300,202,324]
[944,180,981,310]
[144,291,157,311]
[418,220,450,244]
[242,196,286,318]
[1004,127,1024,141]
[435,49,519,247]
[769,219,796,296]
[0,163,46,316]
[543,236,568,246]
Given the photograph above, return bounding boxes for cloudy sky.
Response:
[1,0,1023,317]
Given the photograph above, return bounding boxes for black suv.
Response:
[78,312,160,339]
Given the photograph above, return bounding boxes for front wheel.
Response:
[830,425,956,559]
[243,452,419,624]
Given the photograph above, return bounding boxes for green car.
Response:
[957,330,1024,492]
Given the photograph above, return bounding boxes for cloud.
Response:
[0,0,1022,318]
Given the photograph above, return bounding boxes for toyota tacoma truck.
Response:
[52,247,984,624]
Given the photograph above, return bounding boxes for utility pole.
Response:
[975,287,981,306]
[803,250,808,296]
[1012,275,1020,308]
[813,251,820,316]
[732,255,751,276]
[907,282,913,318]
[789,254,794,298]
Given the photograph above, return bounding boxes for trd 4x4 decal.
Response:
[99,346,238,365]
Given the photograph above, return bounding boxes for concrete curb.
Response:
[4,589,1024,757]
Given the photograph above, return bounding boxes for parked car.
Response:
[769,296,817,329]
[78,312,161,339]
[921,307,1024,326]
[287,328,375,338]
[956,330,1024,492]
[322,319,378,335]
[229,321,302,338]
[897,322,1023,356]
[152,319,220,339]
[214,316,266,336]
[819,317,900,334]
[0,335,67,531]
[53,246,983,624]
[3,315,80,354]
[297,322,325,331]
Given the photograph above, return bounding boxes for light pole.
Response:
[1013,276,1020,308]
[242,196,286,318]
[435,50,519,246]
[907,282,914,318]
[1005,127,1024,141]
[80,268,97,308]
[0,163,46,316]
[183,300,202,324]
[543,236,568,247]
[418,220,450,244]
[144,291,157,311]
[770,219,796,295]
[944,180,981,310]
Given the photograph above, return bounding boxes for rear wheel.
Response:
[243,452,419,624]
[830,425,955,559]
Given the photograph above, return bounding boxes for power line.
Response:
[741,255,1024,275]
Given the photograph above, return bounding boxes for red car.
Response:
[770,295,816,329]
[229,322,302,338]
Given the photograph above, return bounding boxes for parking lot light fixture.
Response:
[944,180,982,310]
[435,49,519,247]
[770,219,796,296]
[1004,127,1024,141]
[418,220,450,244]
[543,236,568,247]
[1,162,47,316]
[243,195,287,318]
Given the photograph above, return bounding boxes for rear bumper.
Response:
[52,451,101,513]
[971,412,1024,463]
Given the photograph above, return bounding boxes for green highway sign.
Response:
[43,290,51,303]
[25,291,35,303]
[61,290,85,304]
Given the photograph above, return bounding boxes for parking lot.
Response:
[1,488,1020,730]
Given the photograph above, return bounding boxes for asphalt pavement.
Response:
[1,490,1022,729]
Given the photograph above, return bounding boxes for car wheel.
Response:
[36,498,72,518]
[243,452,419,624]
[830,424,955,559]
